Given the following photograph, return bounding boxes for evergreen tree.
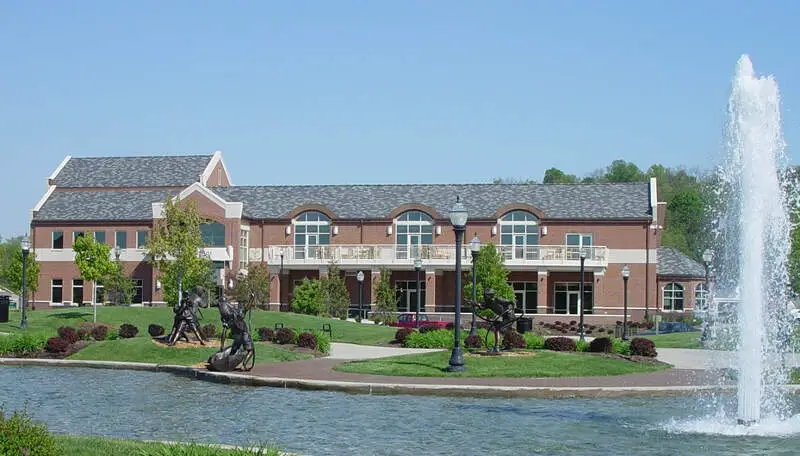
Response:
[321,263,350,319]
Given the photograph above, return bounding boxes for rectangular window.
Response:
[115,231,127,249]
[52,231,64,249]
[512,282,538,314]
[94,231,106,244]
[132,279,143,304]
[553,282,593,315]
[566,233,593,260]
[239,228,249,270]
[73,231,85,243]
[51,279,63,303]
[95,283,105,304]
[136,231,148,249]
[72,279,84,305]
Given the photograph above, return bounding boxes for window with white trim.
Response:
[52,231,64,249]
[51,279,63,303]
[73,231,85,243]
[72,279,84,305]
[511,282,538,313]
[554,282,593,315]
[663,283,684,311]
[94,231,106,244]
[566,233,593,260]
[136,231,148,249]
[499,211,539,260]
[396,210,433,260]
[239,227,249,270]
[201,222,226,247]
[293,212,330,259]
[695,283,708,311]
[95,282,105,304]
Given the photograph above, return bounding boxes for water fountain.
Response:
[710,53,794,427]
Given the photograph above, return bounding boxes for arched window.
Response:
[396,210,433,259]
[695,283,708,311]
[663,283,684,311]
[200,221,225,247]
[293,211,330,259]
[499,210,539,260]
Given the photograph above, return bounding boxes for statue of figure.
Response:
[207,298,255,372]
[467,288,526,352]
[167,286,209,346]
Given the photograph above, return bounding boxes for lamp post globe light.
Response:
[621,264,630,340]
[414,258,422,328]
[468,234,481,336]
[446,197,468,372]
[578,247,587,342]
[20,235,30,329]
[356,270,365,320]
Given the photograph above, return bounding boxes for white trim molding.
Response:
[47,155,71,185]
[607,249,658,264]
[200,150,233,186]
[30,184,57,224]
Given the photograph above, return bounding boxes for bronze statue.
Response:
[467,288,525,352]
[207,298,255,372]
[167,286,209,346]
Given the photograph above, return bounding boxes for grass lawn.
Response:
[0,307,395,345]
[334,350,669,377]
[54,435,282,456]
[640,331,702,349]
[66,337,312,366]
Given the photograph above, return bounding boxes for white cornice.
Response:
[152,182,242,219]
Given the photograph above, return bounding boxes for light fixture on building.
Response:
[156,280,162,290]
[285,226,292,235]
[332,226,339,235]
[541,226,548,236]
[228,279,234,289]
[491,226,497,236]
[435,226,441,236]
[386,225,393,235]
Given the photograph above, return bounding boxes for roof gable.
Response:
[52,155,214,188]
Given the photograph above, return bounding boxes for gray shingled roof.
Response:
[53,155,213,188]
[214,182,652,220]
[34,189,179,221]
[33,182,652,222]
[657,247,706,278]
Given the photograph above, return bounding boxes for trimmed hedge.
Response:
[118,324,139,339]
[630,337,657,357]
[394,327,415,344]
[544,336,577,352]
[588,337,613,353]
[148,324,165,337]
[257,327,275,342]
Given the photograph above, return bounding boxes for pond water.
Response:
[2,366,800,455]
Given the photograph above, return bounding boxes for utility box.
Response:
[0,296,9,323]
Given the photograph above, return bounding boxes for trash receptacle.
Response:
[517,317,533,333]
[0,296,9,323]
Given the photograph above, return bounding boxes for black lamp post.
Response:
[414,258,422,328]
[20,235,30,329]
[468,234,481,336]
[356,270,365,319]
[578,247,587,342]
[621,264,630,340]
[447,196,468,373]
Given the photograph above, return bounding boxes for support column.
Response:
[370,270,381,313]
[425,270,437,313]
[268,265,281,311]
[592,270,603,316]
[537,271,548,314]
[319,265,329,279]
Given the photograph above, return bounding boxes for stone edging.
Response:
[3,358,799,398]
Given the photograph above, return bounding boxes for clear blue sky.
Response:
[1,1,798,239]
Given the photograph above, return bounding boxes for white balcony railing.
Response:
[264,244,608,268]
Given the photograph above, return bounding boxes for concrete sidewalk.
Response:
[656,348,800,370]
[328,342,444,360]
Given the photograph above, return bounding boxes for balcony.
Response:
[263,244,608,269]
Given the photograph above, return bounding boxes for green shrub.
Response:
[612,338,631,355]
[0,408,59,456]
[403,329,460,349]
[523,333,545,349]
[119,323,139,338]
[394,327,415,343]
[275,327,296,345]
[0,333,48,357]
[575,339,589,352]
[312,330,331,354]
[291,278,325,315]
[464,333,483,349]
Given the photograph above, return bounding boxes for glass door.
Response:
[566,233,593,260]
[568,291,580,315]
[513,234,525,260]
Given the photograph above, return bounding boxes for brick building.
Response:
[27,152,706,323]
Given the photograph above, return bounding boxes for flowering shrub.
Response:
[297,332,318,350]
[394,328,415,344]
[57,327,78,344]
[544,336,577,352]
[630,338,657,357]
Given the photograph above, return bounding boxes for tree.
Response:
[603,159,646,182]
[232,263,271,311]
[4,243,39,301]
[542,168,578,184]
[146,198,213,306]
[291,278,325,315]
[321,263,350,319]
[101,260,136,305]
[373,267,398,324]
[463,243,514,304]
[72,234,117,297]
